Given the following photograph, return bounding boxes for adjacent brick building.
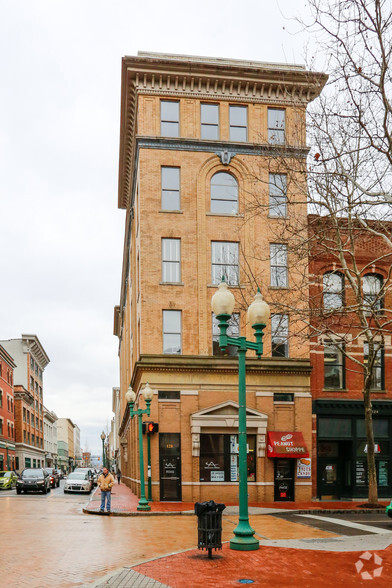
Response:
[114,52,327,503]
[309,217,392,499]
[0,344,16,471]
[0,335,49,470]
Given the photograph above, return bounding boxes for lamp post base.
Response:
[137,498,151,511]
[229,520,259,551]
[229,536,260,551]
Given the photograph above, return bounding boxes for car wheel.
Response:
[42,487,46,494]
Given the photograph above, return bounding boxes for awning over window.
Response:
[267,432,309,458]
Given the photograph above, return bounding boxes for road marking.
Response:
[298,514,391,535]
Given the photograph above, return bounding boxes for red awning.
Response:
[267,432,309,458]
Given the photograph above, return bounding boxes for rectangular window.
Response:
[30,376,34,391]
[0,420,2,435]
[201,103,219,140]
[211,241,239,285]
[274,393,294,402]
[318,417,351,438]
[212,313,239,356]
[269,174,287,217]
[163,310,182,354]
[364,343,384,390]
[229,105,247,142]
[0,391,2,408]
[324,343,345,389]
[161,167,180,210]
[268,108,285,144]
[31,434,35,446]
[271,314,289,357]
[158,391,180,400]
[161,100,179,137]
[27,412,30,424]
[162,238,181,283]
[23,407,26,422]
[270,244,288,287]
[199,434,256,482]
[25,458,31,468]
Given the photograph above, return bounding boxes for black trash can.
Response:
[195,500,226,559]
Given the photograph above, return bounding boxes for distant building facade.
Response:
[0,335,49,470]
[43,407,58,468]
[74,423,82,468]
[57,418,75,471]
[0,345,16,470]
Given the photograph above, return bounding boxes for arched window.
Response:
[323,272,344,309]
[210,172,238,214]
[362,274,383,311]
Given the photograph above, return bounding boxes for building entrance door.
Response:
[159,433,181,501]
[318,459,340,498]
[274,458,294,501]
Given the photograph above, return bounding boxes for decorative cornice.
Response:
[21,334,50,369]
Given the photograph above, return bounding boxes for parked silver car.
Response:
[63,472,93,493]
[73,467,97,486]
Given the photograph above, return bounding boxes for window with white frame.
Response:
[268,108,285,144]
[323,272,344,309]
[364,342,384,390]
[201,103,219,140]
[211,242,239,285]
[229,105,247,142]
[271,314,289,357]
[160,100,180,137]
[212,312,240,356]
[161,167,180,210]
[324,343,345,389]
[270,244,288,287]
[269,173,287,217]
[210,172,238,214]
[162,238,181,283]
[362,274,383,311]
[163,310,182,354]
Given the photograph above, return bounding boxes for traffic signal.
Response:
[142,421,159,434]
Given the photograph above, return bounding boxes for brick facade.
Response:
[0,345,16,470]
[115,53,327,503]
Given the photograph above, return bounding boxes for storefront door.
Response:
[318,459,340,498]
[274,458,294,501]
[159,433,181,501]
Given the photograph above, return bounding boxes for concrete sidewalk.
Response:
[84,481,390,516]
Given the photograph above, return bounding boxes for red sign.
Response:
[267,432,309,458]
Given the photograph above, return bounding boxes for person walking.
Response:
[98,466,115,514]
[116,468,121,485]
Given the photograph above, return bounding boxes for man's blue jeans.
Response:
[100,490,111,511]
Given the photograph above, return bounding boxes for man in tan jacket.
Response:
[98,467,115,513]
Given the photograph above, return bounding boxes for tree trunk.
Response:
[364,387,378,505]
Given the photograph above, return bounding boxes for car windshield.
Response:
[68,473,87,480]
[23,469,43,478]
[0,472,11,478]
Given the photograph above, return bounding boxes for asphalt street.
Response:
[275,511,392,536]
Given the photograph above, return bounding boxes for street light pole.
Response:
[100,431,106,468]
[126,383,154,511]
[5,442,10,471]
[212,278,270,552]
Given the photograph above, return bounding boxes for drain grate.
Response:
[238,580,255,584]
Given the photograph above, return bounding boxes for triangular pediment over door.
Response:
[190,400,268,457]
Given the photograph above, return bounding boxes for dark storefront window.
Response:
[318,418,352,438]
[356,419,388,438]
[199,434,256,483]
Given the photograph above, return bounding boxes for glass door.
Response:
[274,458,294,501]
[159,433,181,501]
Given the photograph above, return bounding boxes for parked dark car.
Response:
[16,468,51,494]
[45,468,60,488]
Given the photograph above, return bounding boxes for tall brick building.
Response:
[0,345,16,471]
[309,218,392,499]
[114,52,327,503]
[0,335,49,470]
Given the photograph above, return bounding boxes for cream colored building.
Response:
[57,418,75,471]
[114,52,326,503]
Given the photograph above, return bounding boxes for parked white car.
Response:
[63,472,93,494]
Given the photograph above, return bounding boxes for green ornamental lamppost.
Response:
[125,382,154,511]
[212,277,270,551]
[100,431,106,468]
[5,441,10,471]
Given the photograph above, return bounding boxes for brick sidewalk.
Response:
[85,481,389,515]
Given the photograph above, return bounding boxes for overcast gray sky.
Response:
[0,0,310,454]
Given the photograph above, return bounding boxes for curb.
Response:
[82,506,387,517]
